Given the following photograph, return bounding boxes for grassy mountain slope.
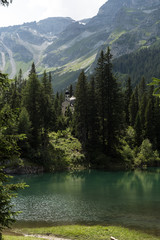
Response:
[0,0,160,90]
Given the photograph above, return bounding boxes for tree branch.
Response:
[0,0,12,6]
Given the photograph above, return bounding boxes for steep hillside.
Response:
[113,40,160,87]
[1,0,160,90]
[0,17,74,79]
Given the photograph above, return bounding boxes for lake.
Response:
[12,169,160,235]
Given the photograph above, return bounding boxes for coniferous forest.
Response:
[1,47,160,175]
[1,47,160,239]
[1,1,160,239]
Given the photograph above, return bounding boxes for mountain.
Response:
[1,0,160,90]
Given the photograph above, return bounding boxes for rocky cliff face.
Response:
[1,0,160,90]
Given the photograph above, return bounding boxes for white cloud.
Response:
[0,0,107,27]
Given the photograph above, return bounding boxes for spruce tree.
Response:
[129,87,139,126]
[87,76,98,148]
[74,70,89,149]
[48,72,54,99]
[22,70,42,151]
[69,84,73,97]
[95,47,124,155]
[40,71,55,146]
[95,50,106,150]
[17,69,23,92]
[134,112,142,146]
[138,92,148,136]
[138,77,146,100]
[154,97,160,150]
[145,99,155,143]
[124,77,132,125]
[0,73,26,237]
[29,62,36,77]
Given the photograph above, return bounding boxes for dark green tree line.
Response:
[0,73,26,238]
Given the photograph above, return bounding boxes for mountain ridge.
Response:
[1,0,160,90]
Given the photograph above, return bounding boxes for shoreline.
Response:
[3,224,160,240]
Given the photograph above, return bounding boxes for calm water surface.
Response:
[12,169,160,235]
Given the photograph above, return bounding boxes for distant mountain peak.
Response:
[1,0,160,91]
[98,0,160,15]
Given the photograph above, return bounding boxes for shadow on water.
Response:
[11,169,160,236]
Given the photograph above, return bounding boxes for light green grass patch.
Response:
[109,30,126,45]
[60,53,97,74]
[15,61,32,75]
[11,225,160,240]
[139,40,147,46]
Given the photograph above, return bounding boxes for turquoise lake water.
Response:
[12,169,160,235]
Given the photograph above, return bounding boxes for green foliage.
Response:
[129,87,139,126]
[95,48,124,154]
[2,47,160,175]
[118,127,136,168]
[124,77,132,125]
[74,70,89,149]
[119,126,160,169]
[134,139,160,168]
[22,71,42,150]
[17,107,31,157]
[0,168,26,233]
[149,77,160,96]
[0,103,23,166]
[0,0,12,6]
[113,44,160,87]
[18,107,31,135]
[0,73,27,236]
[49,129,85,170]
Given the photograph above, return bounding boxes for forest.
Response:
[1,47,160,174]
[1,46,160,237]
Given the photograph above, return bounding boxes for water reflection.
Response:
[12,169,160,234]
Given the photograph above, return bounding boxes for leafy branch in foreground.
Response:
[0,72,27,238]
[0,167,27,233]
[0,0,12,6]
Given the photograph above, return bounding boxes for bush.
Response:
[49,129,85,170]
[134,139,160,168]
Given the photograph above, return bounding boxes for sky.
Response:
[0,0,107,28]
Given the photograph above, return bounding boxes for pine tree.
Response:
[18,107,31,135]
[69,84,73,97]
[65,106,72,125]
[74,70,89,148]
[124,76,132,125]
[18,107,32,156]
[154,97,160,150]
[40,71,55,147]
[17,69,23,92]
[9,78,21,109]
[95,47,124,154]
[129,87,139,126]
[0,73,26,237]
[138,77,146,100]
[87,76,98,148]
[48,71,54,99]
[54,92,62,117]
[29,62,36,77]
[134,112,142,146]
[22,70,42,150]
[95,50,106,150]
[145,99,155,143]
[138,92,147,135]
